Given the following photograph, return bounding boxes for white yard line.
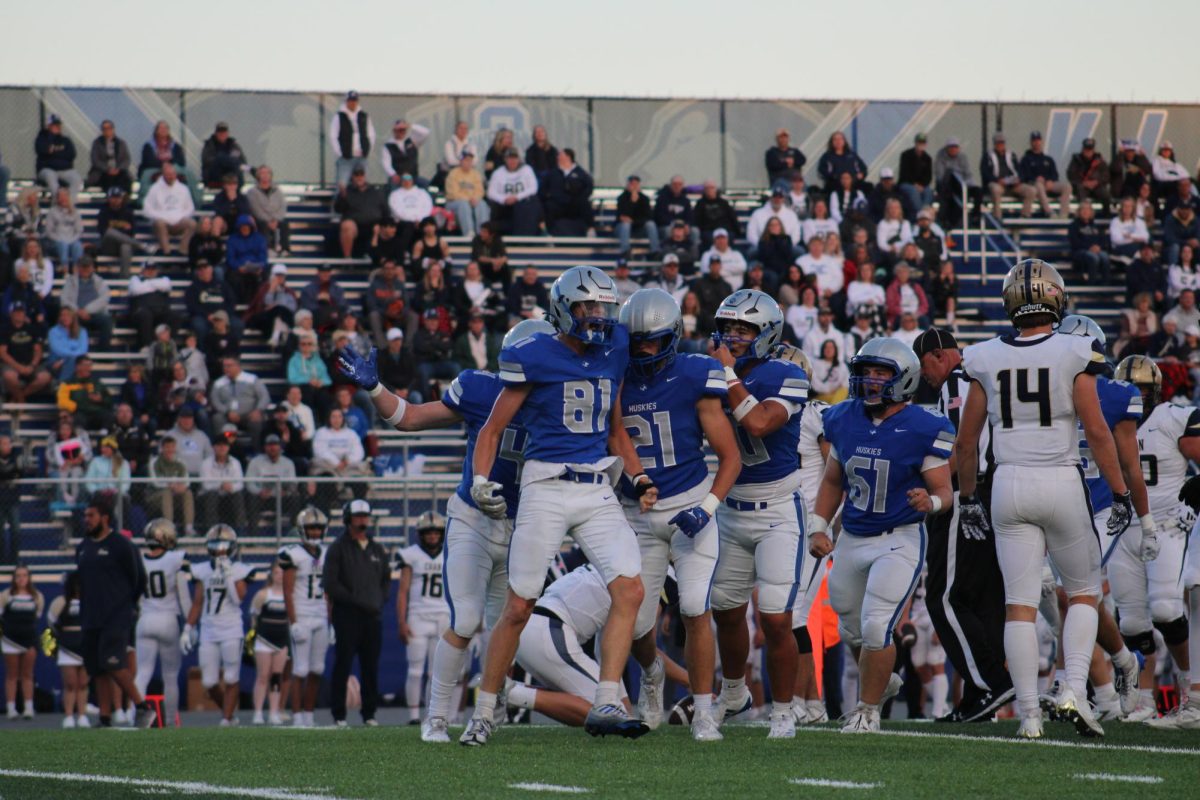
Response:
[507,783,593,794]
[0,769,355,800]
[794,725,1200,756]
[788,778,882,789]
[1074,773,1165,784]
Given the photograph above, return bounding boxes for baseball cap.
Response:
[917,209,933,222]
[1030,131,1043,140]
[211,310,230,323]
[713,228,729,239]
[423,308,440,319]
[1161,140,1175,151]
[393,119,409,128]
[351,164,366,175]
[914,133,928,143]
[106,186,126,198]
[346,498,372,517]
[9,301,25,312]
[400,173,413,182]
[946,137,960,148]
[771,187,785,197]
[627,174,641,183]
[912,327,960,358]
[215,121,229,132]
[264,434,282,445]
[221,423,238,436]
[47,114,62,125]
[318,263,334,272]
[880,167,895,180]
[386,327,404,341]
[992,132,1006,144]
[213,435,230,447]
[346,90,359,101]
[671,219,687,228]
[460,147,475,158]
[177,407,195,418]
[615,257,629,269]
[155,323,170,335]
[662,253,680,265]
[1120,138,1138,150]
[271,263,288,276]
[1082,137,1096,148]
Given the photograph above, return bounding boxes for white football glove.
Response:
[471,475,507,519]
[290,622,309,646]
[179,624,197,656]
[1175,505,1196,539]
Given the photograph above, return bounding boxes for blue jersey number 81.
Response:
[563,379,613,434]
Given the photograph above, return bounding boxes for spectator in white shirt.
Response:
[845,261,886,319]
[486,149,541,236]
[441,121,472,174]
[283,385,316,441]
[801,198,839,244]
[646,255,689,305]
[142,163,195,254]
[1152,141,1191,192]
[387,174,434,247]
[810,338,849,404]
[199,438,247,529]
[1110,196,1150,259]
[796,235,843,300]
[746,189,801,249]
[310,408,371,508]
[785,283,820,342]
[802,306,842,361]
[875,198,913,265]
[892,311,922,347]
[829,171,868,224]
[699,229,746,290]
[786,173,810,219]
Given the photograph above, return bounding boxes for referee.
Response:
[75,498,157,728]
[913,328,1012,722]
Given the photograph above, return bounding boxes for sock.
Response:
[772,700,791,717]
[721,676,746,697]
[6,702,14,714]
[474,690,497,721]
[1004,620,1041,716]
[1063,604,1099,699]
[645,657,664,681]
[1094,682,1118,706]
[1111,646,1137,675]
[692,693,713,717]
[594,681,620,707]
[930,674,949,717]
[507,683,537,710]
[405,672,423,717]
[428,639,468,720]
[1037,674,1050,694]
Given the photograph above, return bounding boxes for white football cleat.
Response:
[112,708,126,725]
[881,673,903,704]
[1122,696,1158,723]
[269,713,284,726]
[1056,684,1103,738]
[790,700,808,726]
[806,699,829,724]
[840,704,881,734]
[1017,714,1043,738]
[421,716,451,743]
[22,707,34,721]
[714,685,753,726]
[459,715,494,746]
[6,707,17,720]
[637,657,666,730]
[691,710,723,742]
[1113,655,1141,716]
[767,709,796,739]
[252,712,265,725]
[1159,700,1200,730]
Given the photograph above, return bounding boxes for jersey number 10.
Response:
[997,368,1051,428]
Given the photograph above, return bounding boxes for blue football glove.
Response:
[335,346,379,391]
[669,506,711,539]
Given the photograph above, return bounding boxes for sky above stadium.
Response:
[4,0,1198,103]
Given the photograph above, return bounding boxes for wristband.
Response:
[368,383,385,397]
[724,366,739,383]
[732,395,759,422]
[700,493,720,516]
[383,396,408,427]
[808,513,829,536]
[632,474,655,498]
[930,495,943,514]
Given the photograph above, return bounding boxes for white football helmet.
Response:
[547,266,620,345]
[849,337,922,405]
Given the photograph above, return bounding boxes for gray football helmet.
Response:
[849,337,922,404]
[547,266,620,345]
[502,318,555,350]
[143,518,178,551]
[1057,314,1106,346]
[205,524,239,560]
[619,288,683,377]
[295,506,329,545]
[713,289,784,360]
[415,510,446,555]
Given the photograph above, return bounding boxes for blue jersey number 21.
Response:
[845,455,891,513]
[563,379,613,434]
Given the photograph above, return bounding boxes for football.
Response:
[667,695,695,726]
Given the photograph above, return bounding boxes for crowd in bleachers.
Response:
[2,91,1200,563]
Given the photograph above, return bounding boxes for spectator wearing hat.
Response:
[785,172,810,219]
[453,312,500,372]
[334,165,388,259]
[539,149,593,237]
[246,165,290,255]
[765,128,806,189]
[912,209,948,271]
[934,137,981,225]
[746,188,801,251]
[210,173,252,238]
[692,179,740,249]
[379,328,421,402]
[1164,202,1200,267]
[1164,178,1200,218]
[1018,131,1070,218]
[185,259,240,342]
[412,308,460,399]
[1151,141,1191,201]
[506,265,549,326]
[700,228,746,290]
[611,259,639,303]
[211,356,271,444]
[817,131,868,195]
[126,262,176,348]
[61,256,113,349]
[1110,139,1153,199]
[143,163,196,255]
[387,174,433,254]
[981,133,1034,218]
[1067,138,1111,211]
[201,122,248,188]
[148,436,196,534]
[661,221,698,275]
[263,401,312,474]
[867,167,905,223]
[199,435,247,529]
[382,119,430,187]
[86,120,132,193]
[653,175,696,248]
[95,188,150,276]
[486,149,541,237]
[444,149,490,237]
[898,133,934,222]
[331,91,376,190]
[246,434,303,525]
[645,254,689,305]
[35,114,83,198]
[0,301,51,404]
[164,407,213,477]
[525,125,558,179]
[689,256,732,337]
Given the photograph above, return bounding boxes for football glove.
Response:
[1140,518,1162,563]
[669,506,711,539]
[1179,475,1200,513]
[1108,491,1134,536]
[958,494,991,541]
[291,622,309,646]
[179,624,197,656]
[335,346,379,391]
[470,475,507,519]
[1175,504,1196,539]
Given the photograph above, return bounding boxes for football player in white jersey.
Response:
[181,525,254,726]
[957,259,1138,739]
[278,507,331,729]
[1108,357,1199,726]
[396,511,451,724]
[781,344,834,725]
[134,518,192,727]
[1168,476,1200,729]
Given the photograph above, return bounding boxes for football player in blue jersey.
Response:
[809,338,955,733]
[707,289,811,739]
[336,318,552,743]
[1059,315,1157,720]
[460,265,657,746]
[616,288,742,741]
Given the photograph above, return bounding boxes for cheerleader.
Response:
[250,562,291,725]
[47,571,89,728]
[2,564,45,719]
